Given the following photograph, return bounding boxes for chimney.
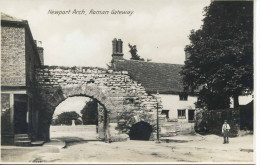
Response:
[117,39,123,53]
[112,38,117,54]
[112,38,124,60]
[37,41,44,65]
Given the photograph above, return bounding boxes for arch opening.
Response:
[36,85,118,142]
[49,95,109,142]
[129,121,153,141]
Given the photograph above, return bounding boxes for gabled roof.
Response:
[112,59,185,94]
[1,12,24,22]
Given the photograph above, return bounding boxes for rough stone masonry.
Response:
[35,66,166,141]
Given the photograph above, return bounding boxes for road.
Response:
[1,125,254,163]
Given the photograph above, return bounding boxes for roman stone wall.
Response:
[35,66,165,141]
[1,25,26,86]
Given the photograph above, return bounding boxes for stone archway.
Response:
[35,85,120,142]
[34,66,164,142]
[51,96,109,142]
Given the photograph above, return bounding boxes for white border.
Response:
[0,0,259,164]
[255,0,259,164]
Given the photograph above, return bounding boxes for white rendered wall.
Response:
[157,93,253,122]
[156,94,197,122]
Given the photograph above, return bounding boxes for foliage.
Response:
[195,87,231,110]
[181,1,253,109]
[81,99,98,125]
[53,111,82,125]
[128,43,144,61]
[118,110,136,126]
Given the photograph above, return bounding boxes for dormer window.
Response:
[179,93,188,101]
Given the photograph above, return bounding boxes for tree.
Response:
[54,111,82,125]
[81,99,98,125]
[128,43,144,61]
[181,1,253,109]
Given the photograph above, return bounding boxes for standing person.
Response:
[104,115,111,143]
[105,123,111,143]
[222,120,231,144]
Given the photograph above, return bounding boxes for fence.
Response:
[195,108,240,137]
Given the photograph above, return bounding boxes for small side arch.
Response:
[129,121,153,140]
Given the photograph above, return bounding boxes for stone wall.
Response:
[35,66,165,141]
[1,25,26,86]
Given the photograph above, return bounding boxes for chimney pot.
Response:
[112,38,124,60]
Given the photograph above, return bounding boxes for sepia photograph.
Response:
[0,0,257,163]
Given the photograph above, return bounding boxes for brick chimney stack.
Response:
[112,38,124,60]
[117,39,123,53]
[112,38,117,54]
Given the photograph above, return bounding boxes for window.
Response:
[178,109,186,119]
[161,110,169,119]
[179,93,188,101]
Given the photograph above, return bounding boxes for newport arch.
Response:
[32,66,163,142]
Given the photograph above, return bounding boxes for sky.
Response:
[0,0,210,116]
[0,0,210,68]
[53,97,91,118]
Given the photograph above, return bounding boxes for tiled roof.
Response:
[1,12,23,22]
[112,59,185,94]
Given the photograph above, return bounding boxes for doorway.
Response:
[188,109,195,122]
[14,94,28,134]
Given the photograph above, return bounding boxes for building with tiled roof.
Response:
[111,60,185,94]
[109,38,254,123]
[109,38,198,122]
